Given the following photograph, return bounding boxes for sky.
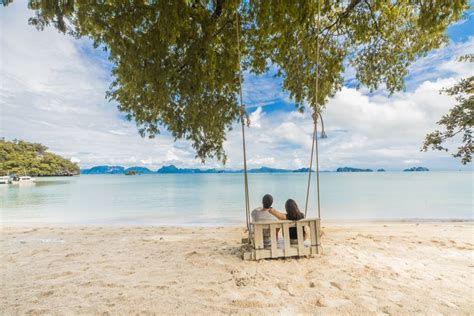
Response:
[0,2,473,171]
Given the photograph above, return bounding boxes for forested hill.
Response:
[0,139,80,176]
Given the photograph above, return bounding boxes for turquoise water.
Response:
[0,172,472,225]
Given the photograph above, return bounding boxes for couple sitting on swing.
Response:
[251,194,309,248]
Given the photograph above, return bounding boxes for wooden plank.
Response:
[315,219,321,254]
[252,242,315,260]
[243,251,254,260]
[299,247,311,256]
[270,223,278,258]
[292,243,310,256]
[287,247,299,257]
[296,222,304,256]
[250,218,317,225]
[255,224,264,250]
[256,248,287,259]
[282,223,291,257]
[256,249,269,260]
[249,223,255,247]
[256,245,313,260]
[315,219,321,246]
[310,220,317,246]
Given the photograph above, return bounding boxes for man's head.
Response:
[262,194,273,209]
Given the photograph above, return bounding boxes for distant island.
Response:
[80,164,433,175]
[403,166,430,172]
[0,139,80,176]
[80,166,128,174]
[336,167,373,172]
[80,165,316,174]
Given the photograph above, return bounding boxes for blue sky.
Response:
[0,2,473,171]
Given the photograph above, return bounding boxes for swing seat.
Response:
[243,218,322,260]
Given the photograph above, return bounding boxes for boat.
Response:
[11,176,36,185]
[0,176,11,184]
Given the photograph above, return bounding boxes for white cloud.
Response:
[223,65,470,170]
[405,37,474,89]
[1,3,471,171]
[0,2,197,170]
[404,159,421,164]
[249,106,263,128]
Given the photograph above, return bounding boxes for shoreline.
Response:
[2,221,473,314]
[2,218,473,227]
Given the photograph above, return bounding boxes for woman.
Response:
[268,199,306,242]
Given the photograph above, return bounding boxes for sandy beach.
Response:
[1,222,473,315]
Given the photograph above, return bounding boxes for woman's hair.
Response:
[285,199,305,220]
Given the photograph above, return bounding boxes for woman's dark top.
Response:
[287,214,305,240]
[289,227,298,239]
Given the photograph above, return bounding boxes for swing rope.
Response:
[315,113,322,219]
[304,0,322,219]
[236,1,324,227]
[304,121,317,217]
[235,12,251,232]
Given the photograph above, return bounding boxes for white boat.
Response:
[0,176,11,184]
[11,176,36,185]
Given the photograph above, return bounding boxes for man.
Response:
[251,194,280,247]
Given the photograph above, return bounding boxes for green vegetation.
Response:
[6,0,468,162]
[423,55,473,165]
[0,139,80,176]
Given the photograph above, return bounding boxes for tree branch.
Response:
[320,0,363,34]
[212,0,223,18]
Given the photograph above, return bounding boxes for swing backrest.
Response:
[249,218,321,260]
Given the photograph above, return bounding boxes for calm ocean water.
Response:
[0,172,472,225]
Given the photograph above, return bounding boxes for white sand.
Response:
[1,222,473,315]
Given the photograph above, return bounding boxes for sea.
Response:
[1,172,472,225]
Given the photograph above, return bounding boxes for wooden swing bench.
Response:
[243,218,322,260]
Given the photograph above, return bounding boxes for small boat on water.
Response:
[11,176,36,185]
[0,176,11,184]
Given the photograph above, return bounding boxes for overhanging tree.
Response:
[422,55,473,165]
[5,0,468,163]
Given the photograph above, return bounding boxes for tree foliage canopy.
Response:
[6,0,468,162]
[423,55,473,165]
[0,139,80,176]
